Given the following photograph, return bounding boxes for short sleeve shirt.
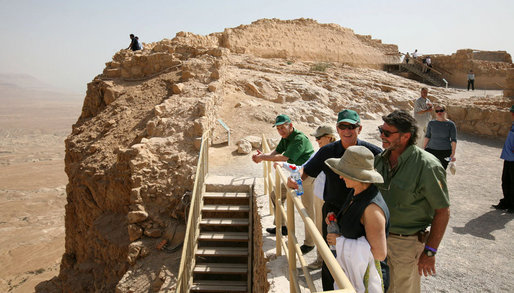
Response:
[414,97,432,128]
[275,129,314,166]
[374,145,450,234]
[425,120,457,150]
[303,139,382,208]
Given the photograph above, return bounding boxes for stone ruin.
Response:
[429,49,513,90]
[36,18,512,292]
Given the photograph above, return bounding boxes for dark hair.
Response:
[382,110,418,146]
[130,34,135,38]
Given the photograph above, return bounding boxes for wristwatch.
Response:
[424,245,437,257]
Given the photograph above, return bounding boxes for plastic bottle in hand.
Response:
[290,165,304,196]
[327,213,339,256]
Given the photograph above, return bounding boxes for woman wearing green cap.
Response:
[324,145,390,292]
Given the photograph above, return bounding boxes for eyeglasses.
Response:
[337,123,359,130]
[435,109,445,113]
[315,135,325,140]
[378,126,399,137]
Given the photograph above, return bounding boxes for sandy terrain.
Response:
[0,90,82,292]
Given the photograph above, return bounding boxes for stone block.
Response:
[128,211,149,223]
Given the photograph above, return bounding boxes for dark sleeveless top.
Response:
[336,184,390,239]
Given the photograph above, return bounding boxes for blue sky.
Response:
[1,0,512,94]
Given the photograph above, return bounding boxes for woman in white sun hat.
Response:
[324,145,390,292]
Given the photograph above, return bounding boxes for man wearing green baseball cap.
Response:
[289,109,383,290]
[252,114,315,240]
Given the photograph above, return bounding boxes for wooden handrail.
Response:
[176,131,210,293]
[262,135,355,293]
[410,58,444,76]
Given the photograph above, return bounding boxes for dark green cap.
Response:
[273,114,291,127]
[337,109,360,125]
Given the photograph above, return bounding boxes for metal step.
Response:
[204,192,250,199]
[191,280,247,292]
[196,247,248,257]
[194,263,247,274]
[200,218,249,226]
[202,204,249,212]
[198,232,248,242]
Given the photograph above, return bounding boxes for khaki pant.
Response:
[417,125,427,148]
[387,234,425,293]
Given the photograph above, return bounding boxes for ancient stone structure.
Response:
[430,49,513,89]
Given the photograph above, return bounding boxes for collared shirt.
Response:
[414,97,432,128]
[374,145,450,235]
[303,139,382,207]
[468,73,475,81]
[500,123,514,162]
[275,128,314,166]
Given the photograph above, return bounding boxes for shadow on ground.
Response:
[453,210,514,240]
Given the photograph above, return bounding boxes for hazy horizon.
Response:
[1,0,512,95]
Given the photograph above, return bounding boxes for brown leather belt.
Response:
[390,230,429,243]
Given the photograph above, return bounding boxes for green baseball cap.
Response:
[337,109,360,125]
[273,114,291,127]
[510,105,514,113]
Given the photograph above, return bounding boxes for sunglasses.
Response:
[435,109,445,113]
[378,126,399,137]
[337,123,359,130]
[315,135,326,140]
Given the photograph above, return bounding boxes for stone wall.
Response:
[504,68,514,97]
[447,96,513,138]
[219,18,400,67]
[430,49,512,89]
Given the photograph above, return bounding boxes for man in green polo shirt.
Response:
[374,110,450,293]
[252,114,315,252]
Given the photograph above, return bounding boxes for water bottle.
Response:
[327,213,339,256]
[290,165,304,196]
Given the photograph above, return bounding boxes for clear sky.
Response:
[1,0,512,94]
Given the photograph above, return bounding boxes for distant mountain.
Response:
[0,73,82,101]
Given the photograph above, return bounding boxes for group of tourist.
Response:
[251,86,514,292]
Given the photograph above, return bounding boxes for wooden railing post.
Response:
[275,168,282,256]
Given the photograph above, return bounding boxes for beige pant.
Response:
[387,234,425,293]
[417,124,428,148]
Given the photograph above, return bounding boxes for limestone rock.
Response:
[172,83,184,94]
[237,139,252,154]
[128,224,143,241]
[128,211,149,224]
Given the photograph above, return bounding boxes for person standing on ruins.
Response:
[493,105,514,213]
[412,49,419,59]
[288,110,382,291]
[414,87,433,147]
[467,70,475,91]
[375,110,450,293]
[252,114,316,252]
[404,52,410,64]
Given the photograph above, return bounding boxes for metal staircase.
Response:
[398,63,446,87]
[190,188,253,293]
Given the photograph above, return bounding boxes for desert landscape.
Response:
[0,18,513,292]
